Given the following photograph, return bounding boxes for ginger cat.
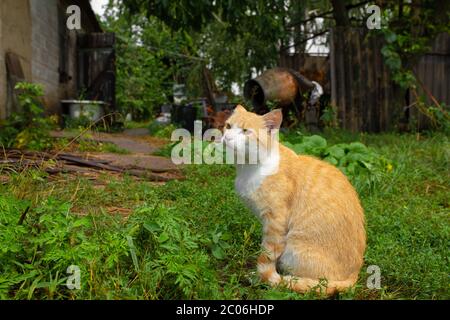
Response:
[222,105,366,295]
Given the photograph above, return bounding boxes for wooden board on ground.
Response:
[0,149,183,182]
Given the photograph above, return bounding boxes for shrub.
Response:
[281,134,392,190]
[148,123,176,138]
[0,82,56,150]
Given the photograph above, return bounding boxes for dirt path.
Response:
[50,130,166,154]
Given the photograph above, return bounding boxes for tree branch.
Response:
[281,29,329,52]
[286,11,334,29]
[286,0,371,28]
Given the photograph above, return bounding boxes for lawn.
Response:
[0,129,448,299]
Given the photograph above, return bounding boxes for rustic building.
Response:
[0,0,113,120]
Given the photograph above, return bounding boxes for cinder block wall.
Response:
[30,0,61,114]
[0,0,94,119]
[0,0,33,119]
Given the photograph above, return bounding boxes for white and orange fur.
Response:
[222,105,366,295]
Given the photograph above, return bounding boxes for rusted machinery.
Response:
[243,67,323,130]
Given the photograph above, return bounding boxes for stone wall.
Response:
[0,0,33,119]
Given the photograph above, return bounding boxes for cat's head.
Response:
[222,105,282,162]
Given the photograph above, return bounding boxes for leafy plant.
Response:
[63,114,94,130]
[102,5,190,120]
[148,123,176,138]
[379,29,423,90]
[0,82,56,150]
[281,134,392,186]
[427,103,450,133]
[412,94,450,133]
[320,105,337,128]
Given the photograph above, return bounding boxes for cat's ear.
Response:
[263,109,282,130]
[234,104,246,113]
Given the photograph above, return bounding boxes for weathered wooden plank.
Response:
[330,28,338,121]
[346,29,355,132]
[366,33,376,132]
[445,58,450,104]
[354,28,364,132]
[336,28,347,129]
[359,32,368,131]
[383,56,391,131]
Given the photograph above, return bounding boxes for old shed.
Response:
[0,0,114,120]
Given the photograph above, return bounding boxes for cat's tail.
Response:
[279,274,357,296]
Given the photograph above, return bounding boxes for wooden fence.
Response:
[330,27,450,132]
[410,33,450,130]
[330,27,402,132]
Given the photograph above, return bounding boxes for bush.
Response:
[0,82,56,151]
[281,134,392,190]
[148,123,176,138]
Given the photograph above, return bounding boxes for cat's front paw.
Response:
[257,262,282,285]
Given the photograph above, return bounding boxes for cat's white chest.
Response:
[235,155,279,218]
[235,156,279,197]
[235,165,268,217]
[235,165,266,197]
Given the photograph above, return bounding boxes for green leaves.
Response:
[143,221,160,233]
[0,195,132,299]
[15,82,44,97]
[284,135,327,156]
[303,135,327,150]
[158,232,169,243]
[375,0,449,94]
[0,82,56,151]
[130,205,218,298]
[211,244,225,259]
[282,134,392,183]
[327,144,345,159]
[379,26,431,90]
[115,0,289,95]
[384,31,397,44]
[209,229,231,260]
[103,12,177,119]
[126,236,140,272]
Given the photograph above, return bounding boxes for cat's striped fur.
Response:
[223,105,366,295]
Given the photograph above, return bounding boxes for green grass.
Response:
[0,130,448,299]
[124,120,153,130]
[53,137,131,155]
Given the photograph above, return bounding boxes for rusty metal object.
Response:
[244,67,315,112]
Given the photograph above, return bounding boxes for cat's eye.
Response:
[225,123,231,129]
[243,128,248,134]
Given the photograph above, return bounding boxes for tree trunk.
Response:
[331,0,350,27]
